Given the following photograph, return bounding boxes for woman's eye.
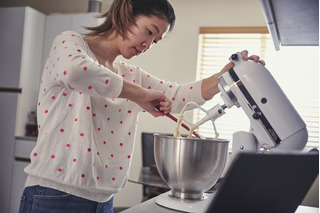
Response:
[147,29,153,35]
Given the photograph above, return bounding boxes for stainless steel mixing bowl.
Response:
[154,134,229,200]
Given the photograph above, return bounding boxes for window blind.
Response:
[194,27,319,150]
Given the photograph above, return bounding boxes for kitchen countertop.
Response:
[121,192,183,213]
[121,192,319,213]
[128,166,169,189]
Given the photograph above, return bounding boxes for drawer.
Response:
[15,138,37,159]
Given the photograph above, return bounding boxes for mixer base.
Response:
[155,191,215,212]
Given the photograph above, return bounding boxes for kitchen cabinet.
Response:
[0,6,101,213]
[41,12,101,71]
[0,92,19,213]
[10,161,30,213]
[260,0,319,50]
[0,6,45,213]
[10,137,37,213]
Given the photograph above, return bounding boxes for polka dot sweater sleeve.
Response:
[138,68,206,114]
[44,31,123,99]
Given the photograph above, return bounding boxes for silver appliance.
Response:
[154,134,229,212]
[154,134,229,199]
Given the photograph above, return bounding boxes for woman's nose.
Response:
[142,39,154,52]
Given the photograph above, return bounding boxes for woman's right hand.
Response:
[136,89,172,117]
[119,79,172,117]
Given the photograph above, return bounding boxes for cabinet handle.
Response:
[14,157,31,163]
[0,88,22,93]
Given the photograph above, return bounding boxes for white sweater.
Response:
[25,31,206,202]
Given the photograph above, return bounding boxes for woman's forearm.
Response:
[201,73,220,100]
[201,62,234,100]
[118,79,172,117]
[118,79,146,102]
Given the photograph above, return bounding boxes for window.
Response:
[194,27,319,150]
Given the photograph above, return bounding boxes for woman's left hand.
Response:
[219,50,265,75]
[240,50,265,66]
[201,50,266,100]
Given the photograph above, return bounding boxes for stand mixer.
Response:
[171,51,308,155]
[154,52,309,212]
[216,52,308,156]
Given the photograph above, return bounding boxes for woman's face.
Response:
[119,15,170,59]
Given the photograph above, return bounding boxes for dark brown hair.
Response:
[86,0,175,38]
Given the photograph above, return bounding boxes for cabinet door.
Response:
[41,13,101,70]
[9,161,29,213]
[0,7,25,88]
[71,13,101,34]
[41,14,72,70]
[0,92,18,213]
[15,7,45,137]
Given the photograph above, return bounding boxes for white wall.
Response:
[113,0,267,207]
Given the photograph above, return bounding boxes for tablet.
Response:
[206,152,319,213]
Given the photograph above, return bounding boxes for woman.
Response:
[19,0,264,212]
